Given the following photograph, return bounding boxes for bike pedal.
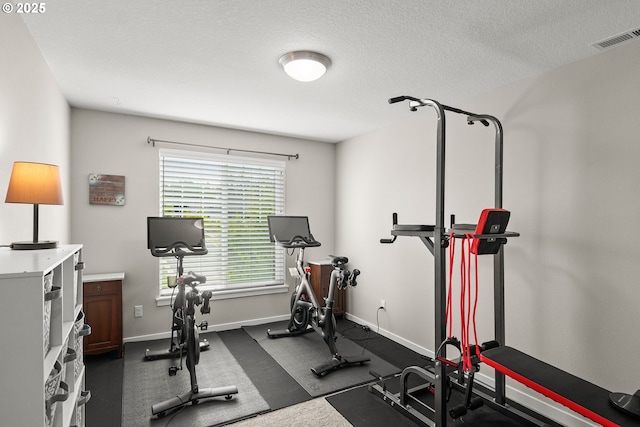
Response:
[168,366,178,376]
[199,320,209,331]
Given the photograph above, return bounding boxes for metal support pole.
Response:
[470,114,507,404]
[494,248,506,405]
[427,100,448,427]
[492,117,506,404]
[32,204,39,243]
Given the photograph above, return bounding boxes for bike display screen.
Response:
[147,217,206,251]
[267,216,312,243]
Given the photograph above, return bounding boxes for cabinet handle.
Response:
[75,261,85,271]
[79,324,92,337]
[63,347,77,363]
[44,286,61,302]
[46,381,69,405]
[77,390,91,407]
[96,285,102,292]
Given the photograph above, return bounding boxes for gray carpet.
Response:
[122,332,269,427]
[228,397,351,427]
[244,321,399,397]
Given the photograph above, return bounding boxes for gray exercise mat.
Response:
[244,321,400,397]
[122,332,269,427]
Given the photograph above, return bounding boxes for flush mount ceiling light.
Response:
[279,51,331,82]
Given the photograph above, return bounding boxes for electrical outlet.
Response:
[134,305,143,318]
[379,299,386,310]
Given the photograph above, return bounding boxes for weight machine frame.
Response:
[371,96,546,426]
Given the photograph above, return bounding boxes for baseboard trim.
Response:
[123,313,290,344]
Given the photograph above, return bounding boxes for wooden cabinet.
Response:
[0,245,89,427]
[83,273,123,358]
[309,261,346,317]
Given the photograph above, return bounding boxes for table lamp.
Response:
[5,161,63,250]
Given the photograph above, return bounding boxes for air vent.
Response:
[592,27,640,50]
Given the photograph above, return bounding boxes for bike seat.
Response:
[329,255,348,266]
[183,272,206,286]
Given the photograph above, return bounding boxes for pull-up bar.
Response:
[389,95,490,125]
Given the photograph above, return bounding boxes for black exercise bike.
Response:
[146,217,238,417]
[266,215,369,376]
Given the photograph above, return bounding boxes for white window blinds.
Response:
[158,149,285,293]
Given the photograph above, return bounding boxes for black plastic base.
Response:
[266,327,313,338]
[311,355,370,377]
[151,385,238,416]
[144,339,210,361]
[11,240,58,250]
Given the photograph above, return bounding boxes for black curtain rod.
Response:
[147,137,299,160]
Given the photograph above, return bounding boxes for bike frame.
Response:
[176,278,201,392]
[288,246,344,357]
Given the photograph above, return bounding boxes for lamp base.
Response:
[10,241,59,250]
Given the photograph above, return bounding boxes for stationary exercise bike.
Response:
[266,215,370,376]
[146,217,238,417]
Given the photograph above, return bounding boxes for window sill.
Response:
[156,283,289,307]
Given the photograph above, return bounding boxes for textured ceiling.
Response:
[21,1,640,142]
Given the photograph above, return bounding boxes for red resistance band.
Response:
[446,232,480,373]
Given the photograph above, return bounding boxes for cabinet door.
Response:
[83,280,122,356]
[310,263,346,316]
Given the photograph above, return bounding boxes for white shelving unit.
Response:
[0,245,89,427]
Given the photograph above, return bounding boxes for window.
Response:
[158,149,285,296]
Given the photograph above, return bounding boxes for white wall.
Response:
[336,40,640,425]
[0,15,70,245]
[69,108,335,340]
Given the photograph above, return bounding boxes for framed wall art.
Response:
[89,173,125,206]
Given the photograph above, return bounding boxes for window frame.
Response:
[155,148,288,302]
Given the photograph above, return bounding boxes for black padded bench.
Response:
[480,346,640,427]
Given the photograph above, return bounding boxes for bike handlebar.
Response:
[388,95,420,104]
[274,234,321,248]
[150,242,208,258]
[380,213,398,244]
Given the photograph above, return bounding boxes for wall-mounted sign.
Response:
[89,174,125,206]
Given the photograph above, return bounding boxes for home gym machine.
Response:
[266,215,369,376]
[146,217,238,417]
[372,96,526,427]
[372,96,640,427]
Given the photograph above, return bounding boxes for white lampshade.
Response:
[5,161,63,249]
[279,51,331,82]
